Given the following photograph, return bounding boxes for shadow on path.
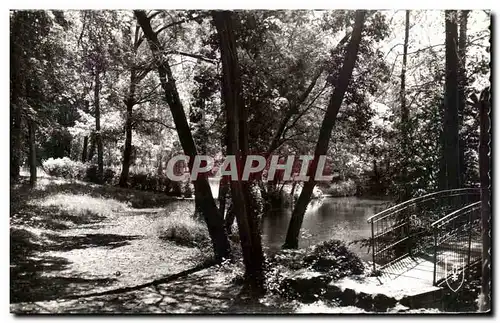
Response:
[10,228,141,303]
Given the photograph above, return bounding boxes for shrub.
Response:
[320,179,357,197]
[42,158,193,197]
[266,239,365,296]
[103,168,116,184]
[182,181,194,198]
[303,239,364,278]
[157,211,209,247]
[85,164,99,183]
[43,157,86,180]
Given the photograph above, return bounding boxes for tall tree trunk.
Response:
[81,101,90,162]
[283,10,366,249]
[218,176,229,218]
[135,10,231,261]
[458,10,469,186]
[478,87,491,312]
[81,136,89,162]
[225,203,236,234]
[400,10,410,200]
[218,122,230,218]
[443,11,460,189]
[94,67,104,183]
[10,13,25,181]
[213,10,265,294]
[119,69,137,188]
[88,132,96,162]
[28,119,37,186]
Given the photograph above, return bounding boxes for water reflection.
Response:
[261,197,390,261]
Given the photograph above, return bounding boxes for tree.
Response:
[119,23,152,187]
[441,10,460,190]
[399,10,410,199]
[134,10,231,262]
[458,10,470,186]
[10,10,70,184]
[78,11,115,183]
[283,10,367,249]
[212,10,266,294]
[478,87,491,312]
[10,11,27,181]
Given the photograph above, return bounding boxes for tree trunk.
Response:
[290,181,297,205]
[88,133,96,162]
[283,10,366,249]
[10,13,25,181]
[213,10,265,295]
[135,10,231,261]
[119,102,133,187]
[225,203,235,234]
[458,10,469,186]
[81,136,89,162]
[478,87,491,312]
[81,101,90,162]
[218,124,230,218]
[119,69,137,187]
[218,176,229,218]
[400,10,410,200]
[28,119,37,186]
[443,11,460,189]
[94,67,104,183]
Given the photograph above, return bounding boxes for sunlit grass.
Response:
[31,193,130,219]
[157,208,210,248]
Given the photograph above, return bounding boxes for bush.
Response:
[319,179,357,197]
[103,168,116,184]
[303,239,364,278]
[266,239,365,296]
[42,157,194,197]
[157,211,209,247]
[181,180,194,198]
[43,157,86,180]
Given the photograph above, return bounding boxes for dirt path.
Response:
[10,178,206,304]
[11,264,295,314]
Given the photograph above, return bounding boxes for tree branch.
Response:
[136,117,176,130]
[154,13,210,36]
[166,50,216,64]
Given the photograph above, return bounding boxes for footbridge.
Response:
[367,188,482,291]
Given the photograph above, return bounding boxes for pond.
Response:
[208,178,391,261]
[261,197,391,261]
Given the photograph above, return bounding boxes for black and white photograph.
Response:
[9,7,492,315]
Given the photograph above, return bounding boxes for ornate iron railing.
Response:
[431,201,482,286]
[367,188,480,273]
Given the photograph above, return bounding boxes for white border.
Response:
[2,1,498,322]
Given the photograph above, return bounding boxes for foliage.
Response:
[43,157,87,179]
[318,179,357,197]
[303,239,364,276]
[42,157,193,197]
[265,239,364,296]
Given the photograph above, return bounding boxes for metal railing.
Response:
[431,201,482,286]
[367,188,480,273]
